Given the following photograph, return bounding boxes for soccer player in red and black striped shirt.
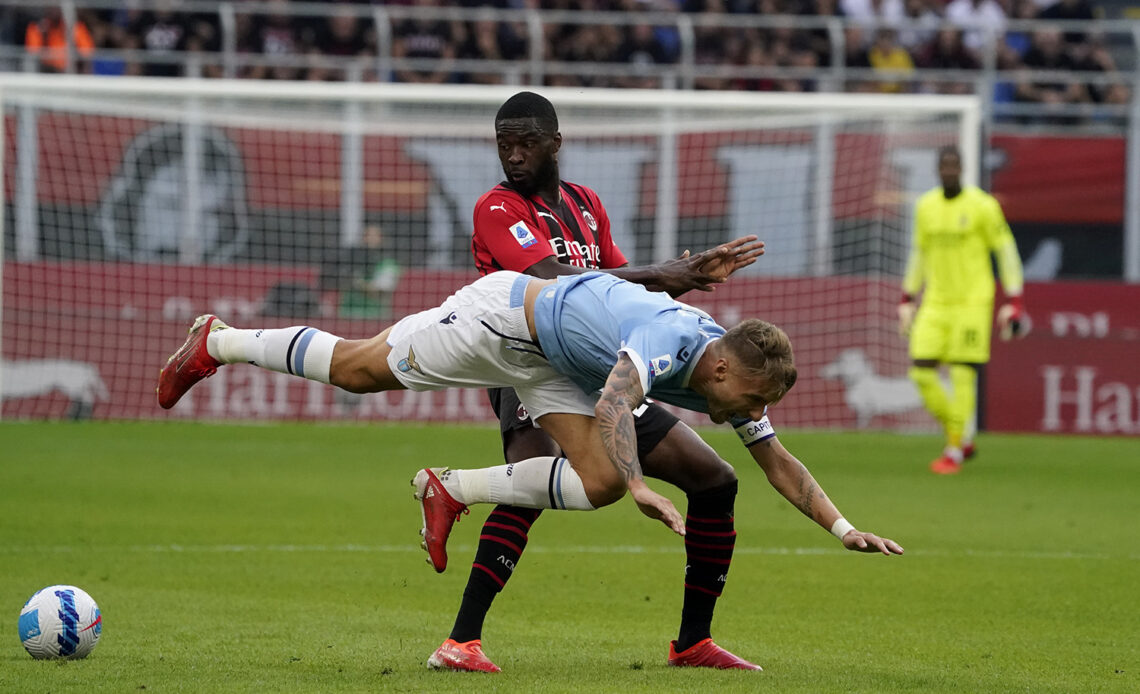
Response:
[430,91,768,673]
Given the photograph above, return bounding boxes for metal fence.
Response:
[2,1,1137,132]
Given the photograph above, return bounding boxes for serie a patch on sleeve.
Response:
[734,416,775,447]
[510,221,537,248]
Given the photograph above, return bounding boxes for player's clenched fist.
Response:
[997,296,1029,340]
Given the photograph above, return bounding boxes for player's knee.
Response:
[583,477,626,508]
[692,458,736,493]
[577,462,627,507]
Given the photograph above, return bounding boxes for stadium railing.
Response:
[0,1,1136,133]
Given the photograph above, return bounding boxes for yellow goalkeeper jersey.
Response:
[904,186,1020,306]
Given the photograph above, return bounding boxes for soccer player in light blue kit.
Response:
[159,269,903,668]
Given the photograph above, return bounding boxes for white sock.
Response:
[207,327,339,384]
[442,457,594,510]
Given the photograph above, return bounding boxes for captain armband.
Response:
[734,416,776,447]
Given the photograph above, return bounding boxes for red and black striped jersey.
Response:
[471,180,627,276]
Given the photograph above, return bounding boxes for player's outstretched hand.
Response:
[691,235,766,284]
[840,530,904,555]
[655,235,765,295]
[629,482,686,536]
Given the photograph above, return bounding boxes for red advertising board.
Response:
[986,282,1140,435]
[5,264,1136,435]
[3,262,926,431]
[990,135,1124,224]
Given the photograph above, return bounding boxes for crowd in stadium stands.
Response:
[12,0,1125,123]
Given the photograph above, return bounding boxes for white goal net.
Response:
[0,75,978,429]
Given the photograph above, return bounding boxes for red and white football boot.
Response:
[412,468,468,573]
[427,638,501,673]
[668,638,762,671]
[929,455,963,475]
[157,314,227,409]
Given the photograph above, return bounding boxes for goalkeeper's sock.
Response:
[677,480,738,653]
[208,326,339,384]
[440,457,595,511]
[947,364,977,452]
[909,366,950,427]
[449,505,543,643]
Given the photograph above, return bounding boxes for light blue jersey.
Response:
[531,272,723,414]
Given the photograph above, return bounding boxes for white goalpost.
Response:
[0,73,979,428]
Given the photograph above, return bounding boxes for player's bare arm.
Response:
[596,354,644,483]
[522,235,764,298]
[749,437,903,555]
[596,354,685,535]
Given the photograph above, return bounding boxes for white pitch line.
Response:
[0,544,1135,562]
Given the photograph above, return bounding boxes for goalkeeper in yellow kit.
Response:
[899,146,1028,475]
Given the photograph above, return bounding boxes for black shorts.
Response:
[487,387,679,461]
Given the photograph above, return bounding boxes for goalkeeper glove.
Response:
[997,295,1029,340]
[898,294,917,337]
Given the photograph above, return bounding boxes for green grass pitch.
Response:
[0,421,1136,693]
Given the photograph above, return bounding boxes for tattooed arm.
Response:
[595,354,685,535]
[749,435,904,555]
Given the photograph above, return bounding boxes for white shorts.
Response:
[385,271,598,420]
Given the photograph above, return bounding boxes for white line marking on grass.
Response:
[0,544,1135,561]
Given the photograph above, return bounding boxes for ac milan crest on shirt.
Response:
[582,210,598,231]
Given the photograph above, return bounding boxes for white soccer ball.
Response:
[18,585,102,660]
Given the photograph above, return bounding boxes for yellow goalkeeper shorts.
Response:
[909,302,993,364]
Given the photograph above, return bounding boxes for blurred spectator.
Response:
[22,0,1125,127]
[633,0,683,62]
[841,0,905,38]
[89,21,138,77]
[458,10,527,84]
[689,0,734,89]
[917,28,979,94]
[129,10,188,77]
[25,8,94,73]
[555,23,623,87]
[896,0,941,52]
[245,0,306,81]
[843,25,875,91]
[866,28,914,92]
[798,0,842,67]
[1069,36,1129,111]
[735,40,779,91]
[1004,0,1039,60]
[307,5,374,81]
[779,42,822,91]
[615,22,676,88]
[1015,27,1086,123]
[184,14,223,78]
[319,223,402,320]
[1037,0,1095,47]
[945,0,1006,55]
[392,0,462,84]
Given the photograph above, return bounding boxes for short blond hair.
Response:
[721,319,797,405]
